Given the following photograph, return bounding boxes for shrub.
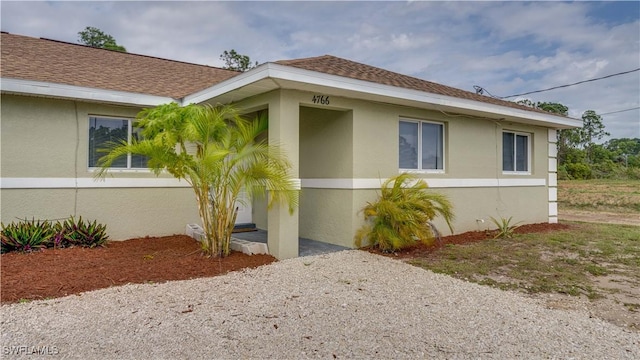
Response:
[565,162,592,180]
[1,219,55,253]
[489,216,522,239]
[354,173,454,252]
[56,216,109,248]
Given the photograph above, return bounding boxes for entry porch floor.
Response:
[231,230,349,257]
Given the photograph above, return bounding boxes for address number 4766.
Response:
[312,95,330,105]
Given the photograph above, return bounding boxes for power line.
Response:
[474,68,640,99]
[599,106,640,116]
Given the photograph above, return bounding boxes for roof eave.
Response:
[0,78,176,107]
[185,63,581,129]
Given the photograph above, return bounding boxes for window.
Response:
[88,116,147,168]
[399,119,444,171]
[502,131,530,173]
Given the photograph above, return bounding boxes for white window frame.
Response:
[502,130,531,175]
[399,118,445,173]
[88,115,149,171]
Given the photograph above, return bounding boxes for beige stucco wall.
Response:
[236,89,551,249]
[1,95,201,240]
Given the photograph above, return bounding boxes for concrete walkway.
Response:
[232,230,349,257]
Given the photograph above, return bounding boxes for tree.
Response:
[354,173,454,252]
[579,110,610,164]
[97,103,298,258]
[220,49,258,72]
[78,26,126,52]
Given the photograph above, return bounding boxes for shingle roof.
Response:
[1,32,239,99]
[277,55,555,115]
[1,33,560,118]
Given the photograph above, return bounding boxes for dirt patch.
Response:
[1,235,276,304]
[560,209,640,226]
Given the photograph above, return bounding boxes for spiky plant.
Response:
[489,216,522,239]
[97,103,297,258]
[354,173,454,252]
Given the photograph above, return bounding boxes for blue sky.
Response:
[2,1,638,140]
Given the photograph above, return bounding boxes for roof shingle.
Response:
[1,32,238,99]
[276,55,557,116]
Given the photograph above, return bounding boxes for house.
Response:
[0,32,581,259]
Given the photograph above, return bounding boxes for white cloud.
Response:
[1,1,638,139]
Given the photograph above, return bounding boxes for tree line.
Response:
[518,100,639,180]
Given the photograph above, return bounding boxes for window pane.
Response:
[130,126,148,168]
[399,121,418,169]
[422,122,443,170]
[89,117,127,167]
[516,135,528,171]
[502,132,514,171]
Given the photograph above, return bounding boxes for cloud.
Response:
[1,1,637,139]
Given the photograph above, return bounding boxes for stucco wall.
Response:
[1,95,200,240]
[238,89,551,248]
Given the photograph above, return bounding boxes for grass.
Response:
[409,222,640,300]
[558,179,640,213]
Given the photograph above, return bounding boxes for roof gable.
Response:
[0,32,238,99]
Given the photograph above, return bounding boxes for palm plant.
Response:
[97,103,297,258]
[354,173,454,252]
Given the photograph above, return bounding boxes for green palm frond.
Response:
[355,173,455,252]
[96,103,298,258]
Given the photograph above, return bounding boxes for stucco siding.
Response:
[1,95,200,240]
[1,188,199,240]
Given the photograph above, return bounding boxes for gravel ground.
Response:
[2,250,639,359]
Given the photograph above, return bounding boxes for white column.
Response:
[548,129,558,224]
[267,91,300,259]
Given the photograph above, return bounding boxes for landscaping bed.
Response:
[1,235,276,304]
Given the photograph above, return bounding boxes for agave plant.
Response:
[489,216,522,239]
[1,219,55,253]
[354,173,454,252]
[56,216,109,248]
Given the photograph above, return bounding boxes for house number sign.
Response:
[312,95,330,105]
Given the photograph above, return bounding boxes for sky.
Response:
[1,1,639,141]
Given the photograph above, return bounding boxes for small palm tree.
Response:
[354,173,454,252]
[97,103,297,258]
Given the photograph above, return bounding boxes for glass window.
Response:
[88,116,148,168]
[399,120,444,171]
[503,131,530,173]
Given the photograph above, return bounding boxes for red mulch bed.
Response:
[1,223,570,304]
[367,222,572,259]
[1,235,276,304]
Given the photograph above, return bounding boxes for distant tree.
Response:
[580,110,610,164]
[220,49,258,72]
[78,26,126,52]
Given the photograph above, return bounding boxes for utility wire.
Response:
[474,68,640,99]
[599,106,640,116]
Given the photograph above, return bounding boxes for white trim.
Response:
[1,177,190,189]
[502,130,531,174]
[548,173,558,187]
[300,178,545,189]
[549,202,558,217]
[185,63,581,129]
[548,129,557,143]
[548,143,558,158]
[548,216,558,224]
[548,158,557,172]
[548,187,558,202]
[1,78,175,106]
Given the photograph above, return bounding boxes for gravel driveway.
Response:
[2,250,639,359]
